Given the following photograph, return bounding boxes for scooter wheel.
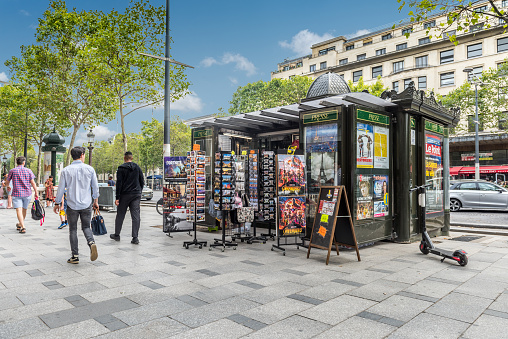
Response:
[419,241,430,255]
[454,250,468,266]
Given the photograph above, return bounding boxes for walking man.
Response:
[5,157,38,234]
[54,147,99,264]
[107,176,115,186]
[110,151,144,244]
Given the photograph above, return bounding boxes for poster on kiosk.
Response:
[163,157,194,233]
[277,153,306,237]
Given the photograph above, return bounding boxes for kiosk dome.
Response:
[305,72,351,100]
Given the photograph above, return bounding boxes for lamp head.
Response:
[87,129,95,144]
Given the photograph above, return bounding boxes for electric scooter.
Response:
[411,184,468,266]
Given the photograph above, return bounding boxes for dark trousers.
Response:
[115,194,141,238]
[67,205,94,256]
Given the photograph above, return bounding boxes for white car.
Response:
[142,186,153,200]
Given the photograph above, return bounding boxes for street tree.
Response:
[229,76,313,115]
[34,0,117,165]
[140,118,163,181]
[348,76,389,97]
[396,0,508,43]
[89,0,191,153]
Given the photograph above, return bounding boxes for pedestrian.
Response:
[5,157,39,234]
[44,175,54,207]
[107,175,115,187]
[53,146,99,264]
[2,173,13,209]
[110,151,144,244]
[58,190,68,229]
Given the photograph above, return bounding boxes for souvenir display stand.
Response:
[271,150,307,255]
[183,151,208,249]
[210,151,238,251]
[307,186,360,265]
[259,151,276,240]
[244,150,267,244]
[163,156,193,238]
[230,153,251,243]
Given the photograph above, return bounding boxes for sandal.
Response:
[16,223,21,231]
[19,228,26,234]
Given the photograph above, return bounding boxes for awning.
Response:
[453,165,508,175]
[449,167,462,176]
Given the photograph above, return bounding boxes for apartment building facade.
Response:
[272,1,508,179]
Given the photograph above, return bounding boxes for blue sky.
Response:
[0,0,407,145]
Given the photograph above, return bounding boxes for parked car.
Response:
[142,186,153,200]
[449,181,508,211]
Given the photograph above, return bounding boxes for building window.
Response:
[393,61,404,73]
[346,44,354,51]
[392,81,399,92]
[443,30,456,40]
[320,62,327,70]
[419,37,431,45]
[499,112,508,130]
[468,66,483,81]
[283,66,289,71]
[357,54,366,61]
[404,78,412,89]
[503,0,508,7]
[318,46,336,56]
[396,43,407,51]
[402,27,412,35]
[339,74,344,79]
[440,72,455,87]
[424,20,436,29]
[376,48,386,56]
[364,40,372,46]
[418,76,427,89]
[470,23,484,32]
[372,66,382,78]
[382,33,393,40]
[468,115,484,132]
[339,58,348,65]
[415,55,428,68]
[296,61,302,67]
[498,37,508,52]
[467,43,482,58]
[310,64,316,72]
[474,5,488,13]
[353,70,363,82]
[440,49,454,64]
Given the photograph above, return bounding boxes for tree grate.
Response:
[450,235,484,242]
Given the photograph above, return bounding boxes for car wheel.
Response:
[450,198,461,212]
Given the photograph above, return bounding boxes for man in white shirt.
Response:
[54,146,99,264]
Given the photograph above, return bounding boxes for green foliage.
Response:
[437,61,508,132]
[347,76,389,97]
[89,0,191,152]
[228,76,313,115]
[397,0,508,44]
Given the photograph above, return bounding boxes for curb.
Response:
[450,222,508,230]
[450,226,508,237]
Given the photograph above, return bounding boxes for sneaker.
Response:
[131,237,139,245]
[110,234,120,241]
[88,241,98,261]
[67,256,79,264]
[58,222,67,229]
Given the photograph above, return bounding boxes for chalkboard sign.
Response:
[307,186,361,265]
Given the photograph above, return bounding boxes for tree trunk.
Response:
[36,142,42,185]
[119,97,128,153]
[66,125,80,166]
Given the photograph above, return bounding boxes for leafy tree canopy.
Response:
[347,76,389,97]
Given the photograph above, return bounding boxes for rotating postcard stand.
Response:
[271,150,306,255]
[183,151,208,249]
[210,151,237,252]
[260,150,276,240]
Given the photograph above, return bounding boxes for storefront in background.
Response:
[186,73,459,244]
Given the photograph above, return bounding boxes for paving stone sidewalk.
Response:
[0,206,507,338]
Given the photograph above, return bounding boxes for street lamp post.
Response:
[2,155,7,175]
[87,129,95,166]
[463,68,483,180]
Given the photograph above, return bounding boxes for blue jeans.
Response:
[67,205,94,256]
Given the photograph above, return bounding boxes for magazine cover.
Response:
[277,154,306,196]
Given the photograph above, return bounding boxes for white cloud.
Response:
[74,125,116,146]
[279,29,334,56]
[229,77,238,85]
[200,53,257,76]
[221,53,256,76]
[200,57,218,67]
[347,29,371,39]
[0,72,9,83]
[171,92,203,112]
[19,9,30,16]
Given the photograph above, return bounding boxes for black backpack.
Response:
[31,198,45,225]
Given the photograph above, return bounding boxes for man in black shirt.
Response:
[110,152,144,244]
